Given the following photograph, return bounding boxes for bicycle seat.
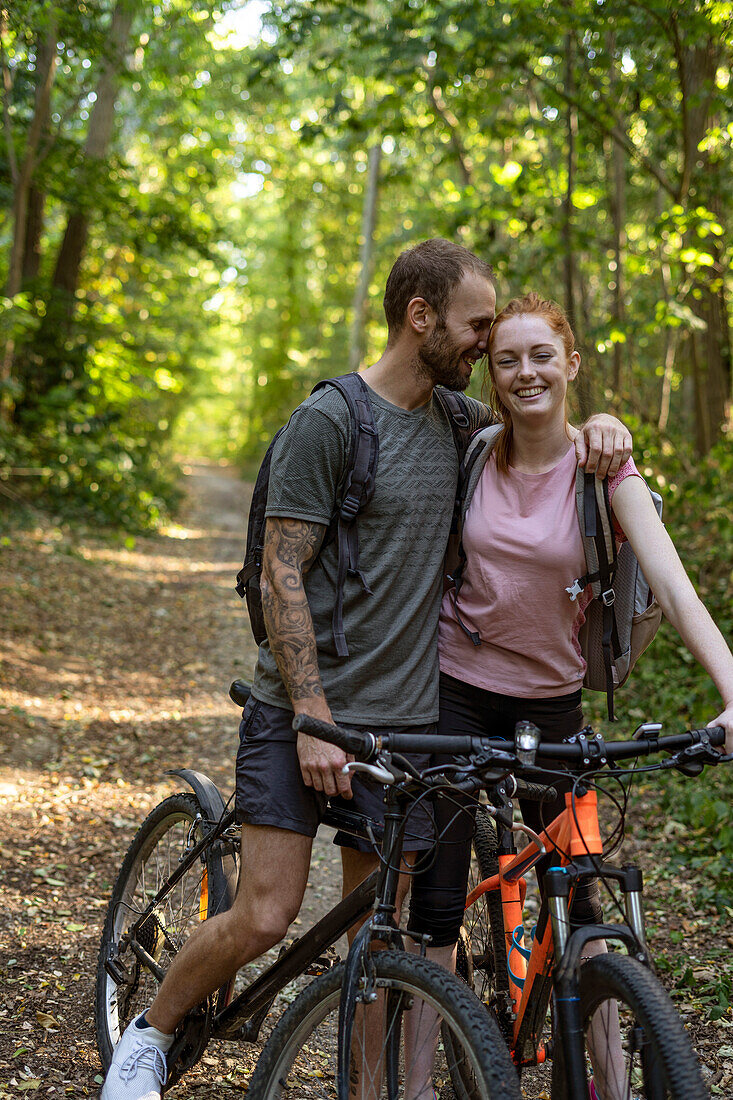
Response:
[229,680,252,708]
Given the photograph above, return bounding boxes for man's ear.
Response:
[406,296,435,335]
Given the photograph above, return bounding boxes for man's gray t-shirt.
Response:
[251,383,490,725]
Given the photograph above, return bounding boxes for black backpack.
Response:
[236,372,473,657]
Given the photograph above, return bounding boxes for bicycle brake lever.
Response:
[343,761,400,784]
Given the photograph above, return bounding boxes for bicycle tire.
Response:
[247,950,521,1099]
[551,953,709,1099]
[447,809,512,1100]
[95,793,235,1074]
[471,808,510,1000]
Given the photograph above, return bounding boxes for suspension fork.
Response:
[546,866,588,1097]
[336,794,410,1100]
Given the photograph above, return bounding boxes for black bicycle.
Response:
[95,680,521,1099]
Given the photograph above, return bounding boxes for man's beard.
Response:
[416,322,470,391]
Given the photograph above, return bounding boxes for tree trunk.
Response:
[21,187,46,284]
[1,17,58,415]
[349,143,382,373]
[50,0,137,305]
[3,18,58,299]
[562,31,592,417]
[604,35,627,396]
[674,23,729,449]
[20,0,138,413]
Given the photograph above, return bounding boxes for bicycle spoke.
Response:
[257,958,505,1098]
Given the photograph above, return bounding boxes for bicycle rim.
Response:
[460,807,505,1008]
[248,952,521,1099]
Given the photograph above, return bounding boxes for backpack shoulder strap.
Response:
[446,423,503,647]
[235,424,288,600]
[310,373,379,658]
[433,387,472,461]
[460,423,503,516]
[569,466,621,718]
[568,468,618,600]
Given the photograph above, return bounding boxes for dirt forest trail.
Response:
[2,462,732,1097]
[0,462,343,1096]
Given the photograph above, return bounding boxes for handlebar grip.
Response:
[691,725,725,747]
[229,679,252,708]
[515,779,558,802]
[292,714,376,760]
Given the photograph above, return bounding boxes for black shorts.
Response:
[235,696,437,854]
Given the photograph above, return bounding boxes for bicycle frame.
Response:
[108,766,430,1087]
[466,787,650,1090]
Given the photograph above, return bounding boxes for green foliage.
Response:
[2,1,732,521]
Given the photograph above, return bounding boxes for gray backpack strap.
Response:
[446,424,503,646]
[433,387,472,463]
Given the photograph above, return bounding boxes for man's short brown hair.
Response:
[383,238,494,338]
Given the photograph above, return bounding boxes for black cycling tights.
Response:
[407,673,602,948]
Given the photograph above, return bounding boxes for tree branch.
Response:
[527,64,678,200]
[424,66,474,189]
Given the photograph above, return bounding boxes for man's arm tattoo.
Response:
[261,517,327,704]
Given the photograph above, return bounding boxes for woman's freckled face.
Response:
[489,314,579,421]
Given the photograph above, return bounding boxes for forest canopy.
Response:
[1,0,731,531]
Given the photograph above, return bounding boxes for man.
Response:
[101,239,630,1099]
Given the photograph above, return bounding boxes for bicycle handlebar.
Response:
[292,714,726,772]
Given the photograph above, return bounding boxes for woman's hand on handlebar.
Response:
[709,703,733,755]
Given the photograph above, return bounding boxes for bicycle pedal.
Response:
[305,947,341,976]
[104,954,131,987]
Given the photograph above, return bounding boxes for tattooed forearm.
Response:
[261,517,327,704]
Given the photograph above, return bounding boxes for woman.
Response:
[407,292,733,1100]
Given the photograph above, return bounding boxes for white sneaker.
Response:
[100,1013,173,1100]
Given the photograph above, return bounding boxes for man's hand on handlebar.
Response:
[294,700,353,799]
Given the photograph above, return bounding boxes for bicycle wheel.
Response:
[95,793,236,1072]
[247,950,521,1099]
[551,953,709,1099]
[447,809,512,1100]
[459,807,508,1008]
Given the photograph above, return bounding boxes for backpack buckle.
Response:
[340,494,359,522]
[565,579,585,602]
[601,588,616,607]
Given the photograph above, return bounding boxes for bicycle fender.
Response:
[555,922,648,988]
[165,768,227,823]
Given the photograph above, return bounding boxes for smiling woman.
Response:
[442,291,733,751]
[430,289,733,1099]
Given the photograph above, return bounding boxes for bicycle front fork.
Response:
[545,861,651,1097]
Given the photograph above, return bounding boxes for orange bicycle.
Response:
[454,720,729,1100]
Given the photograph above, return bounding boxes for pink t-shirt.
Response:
[438,446,642,698]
